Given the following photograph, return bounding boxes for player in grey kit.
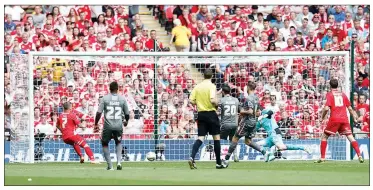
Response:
[223,81,267,166]
[219,85,240,162]
[94,81,129,170]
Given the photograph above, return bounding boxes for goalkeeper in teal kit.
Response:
[256,109,311,162]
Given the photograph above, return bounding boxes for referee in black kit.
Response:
[188,69,227,169]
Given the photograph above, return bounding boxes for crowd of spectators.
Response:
[4,5,370,140]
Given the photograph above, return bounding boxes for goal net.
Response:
[6,52,351,163]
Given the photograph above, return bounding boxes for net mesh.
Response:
[8,53,351,162]
[9,54,32,162]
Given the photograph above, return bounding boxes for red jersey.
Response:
[362,112,370,137]
[245,27,255,37]
[57,86,68,96]
[13,34,23,43]
[363,112,370,126]
[188,23,198,37]
[239,22,248,29]
[105,17,116,26]
[325,90,350,123]
[221,20,231,28]
[224,44,233,52]
[356,103,369,115]
[113,24,131,36]
[235,36,247,47]
[57,112,80,138]
[42,29,54,37]
[5,43,12,53]
[262,28,273,36]
[231,16,241,22]
[282,45,299,51]
[20,42,33,53]
[77,5,91,20]
[343,20,353,30]
[205,20,215,31]
[75,20,85,31]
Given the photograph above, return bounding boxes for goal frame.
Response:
[27,51,351,163]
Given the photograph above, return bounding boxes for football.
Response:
[146,152,156,161]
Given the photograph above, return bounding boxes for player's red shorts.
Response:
[63,135,86,146]
[324,121,352,136]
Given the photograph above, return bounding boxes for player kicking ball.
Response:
[256,109,311,162]
[315,79,363,163]
[56,102,99,164]
[94,82,130,170]
[223,82,268,166]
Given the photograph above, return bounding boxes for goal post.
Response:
[6,51,352,163]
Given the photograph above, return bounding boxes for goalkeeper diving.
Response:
[256,109,311,162]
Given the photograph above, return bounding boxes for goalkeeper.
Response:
[256,109,311,162]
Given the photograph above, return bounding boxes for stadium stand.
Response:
[4,5,370,140]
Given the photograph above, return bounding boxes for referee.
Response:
[188,69,226,169]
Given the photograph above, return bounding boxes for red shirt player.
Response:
[56,102,99,164]
[316,79,363,163]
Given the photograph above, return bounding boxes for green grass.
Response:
[5,161,369,185]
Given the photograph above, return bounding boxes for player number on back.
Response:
[106,106,122,119]
[334,95,344,107]
[62,117,67,129]
[224,105,237,116]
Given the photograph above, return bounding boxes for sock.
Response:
[320,140,327,159]
[351,141,361,157]
[225,141,238,160]
[103,146,112,168]
[191,139,203,160]
[286,144,305,150]
[249,142,265,155]
[214,140,222,165]
[115,143,123,165]
[73,145,82,157]
[83,145,95,161]
[233,146,237,156]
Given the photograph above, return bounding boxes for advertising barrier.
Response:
[352,138,370,160]
[4,138,364,163]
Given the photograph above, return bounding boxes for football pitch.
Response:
[5,161,369,185]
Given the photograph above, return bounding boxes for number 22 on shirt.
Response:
[106,106,121,119]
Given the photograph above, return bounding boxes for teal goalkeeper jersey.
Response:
[256,109,280,137]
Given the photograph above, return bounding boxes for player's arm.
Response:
[94,98,104,130]
[322,94,332,121]
[347,106,359,122]
[73,115,84,128]
[240,101,253,116]
[258,110,274,121]
[236,104,242,122]
[256,105,263,117]
[343,94,358,122]
[237,99,241,112]
[255,120,261,131]
[321,106,329,121]
[122,99,130,126]
[217,99,223,115]
[189,88,197,105]
[240,107,253,115]
[210,85,218,107]
[56,117,62,132]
